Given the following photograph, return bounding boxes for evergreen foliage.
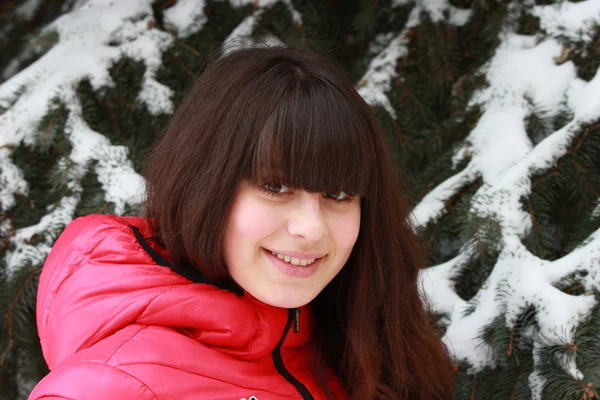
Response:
[0,0,599,399]
[0,0,66,81]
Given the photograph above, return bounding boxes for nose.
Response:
[287,193,328,243]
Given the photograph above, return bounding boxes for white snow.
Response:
[413,33,594,231]
[0,43,120,147]
[528,370,547,400]
[0,0,170,275]
[357,31,409,118]
[3,192,80,274]
[593,200,600,219]
[93,145,146,213]
[357,1,472,118]
[391,0,473,25]
[61,89,146,214]
[533,0,600,43]
[0,0,307,278]
[568,68,600,122]
[222,0,299,54]
[419,253,469,316]
[223,10,267,55]
[391,0,412,6]
[419,0,472,26]
[229,0,302,25]
[413,1,600,396]
[367,33,395,56]
[119,28,175,115]
[164,0,208,38]
[12,196,79,248]
[0,148,28,210]
[447,7,472,27]
[411,162,480,227]
[0,0,173,149]
[15,0,44,20]
[0,0,599,397]
[357,7,420,118]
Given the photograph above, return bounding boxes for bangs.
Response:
[244,80,375,197]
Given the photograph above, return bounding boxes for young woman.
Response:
[29,47,455,400]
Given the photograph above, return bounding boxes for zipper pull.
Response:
[293,308,301,333]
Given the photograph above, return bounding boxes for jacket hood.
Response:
[36,214,314,370]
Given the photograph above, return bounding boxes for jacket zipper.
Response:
[272,308,314,400]
[294,308,301,333]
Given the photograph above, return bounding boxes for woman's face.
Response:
[223,180,361,308]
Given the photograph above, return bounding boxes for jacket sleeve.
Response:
[36,214,121,368]
[36,214,167,370]
[28,361,157,400]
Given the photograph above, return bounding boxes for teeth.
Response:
[269,250,317,266]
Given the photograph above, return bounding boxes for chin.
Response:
[253,289,314,309]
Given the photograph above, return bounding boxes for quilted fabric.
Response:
[29,214,347,400]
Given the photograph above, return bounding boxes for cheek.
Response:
[331,206,361,257]
[226,199,280,248]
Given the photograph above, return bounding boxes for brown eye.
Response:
[264,183,290,194]
[325,190,350,200]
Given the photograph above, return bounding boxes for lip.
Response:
[264,248,327,259]
[262,248,324,278]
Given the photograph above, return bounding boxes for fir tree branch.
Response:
[105,97,124,140]
[167,54,195,79]
[508,327,514,357]
[0,266,41,365]
[510,360,531,400]
[394,77,429,126]
[40,116,55,148]
[115,97,135,111]
[176,40,200,56]
[528,199,542,254]
[0,217,14,254]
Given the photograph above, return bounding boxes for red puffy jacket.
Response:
[28,214,348,400]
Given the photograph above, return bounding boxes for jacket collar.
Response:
[129,222,314,361]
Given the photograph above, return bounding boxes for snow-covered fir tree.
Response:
[1,0,599,399]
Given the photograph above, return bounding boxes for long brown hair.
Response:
[143,46,455,399]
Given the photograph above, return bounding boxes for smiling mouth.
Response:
[262,248,324,266]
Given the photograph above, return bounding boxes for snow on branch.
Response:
[0,0,302,276]
[413,1,600,396]
[358,0,472,116]
[436,233,600,375]
[411,162,480,228]
[164,0,209,38]
[222,0,301,54]
[533,0,600,43]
